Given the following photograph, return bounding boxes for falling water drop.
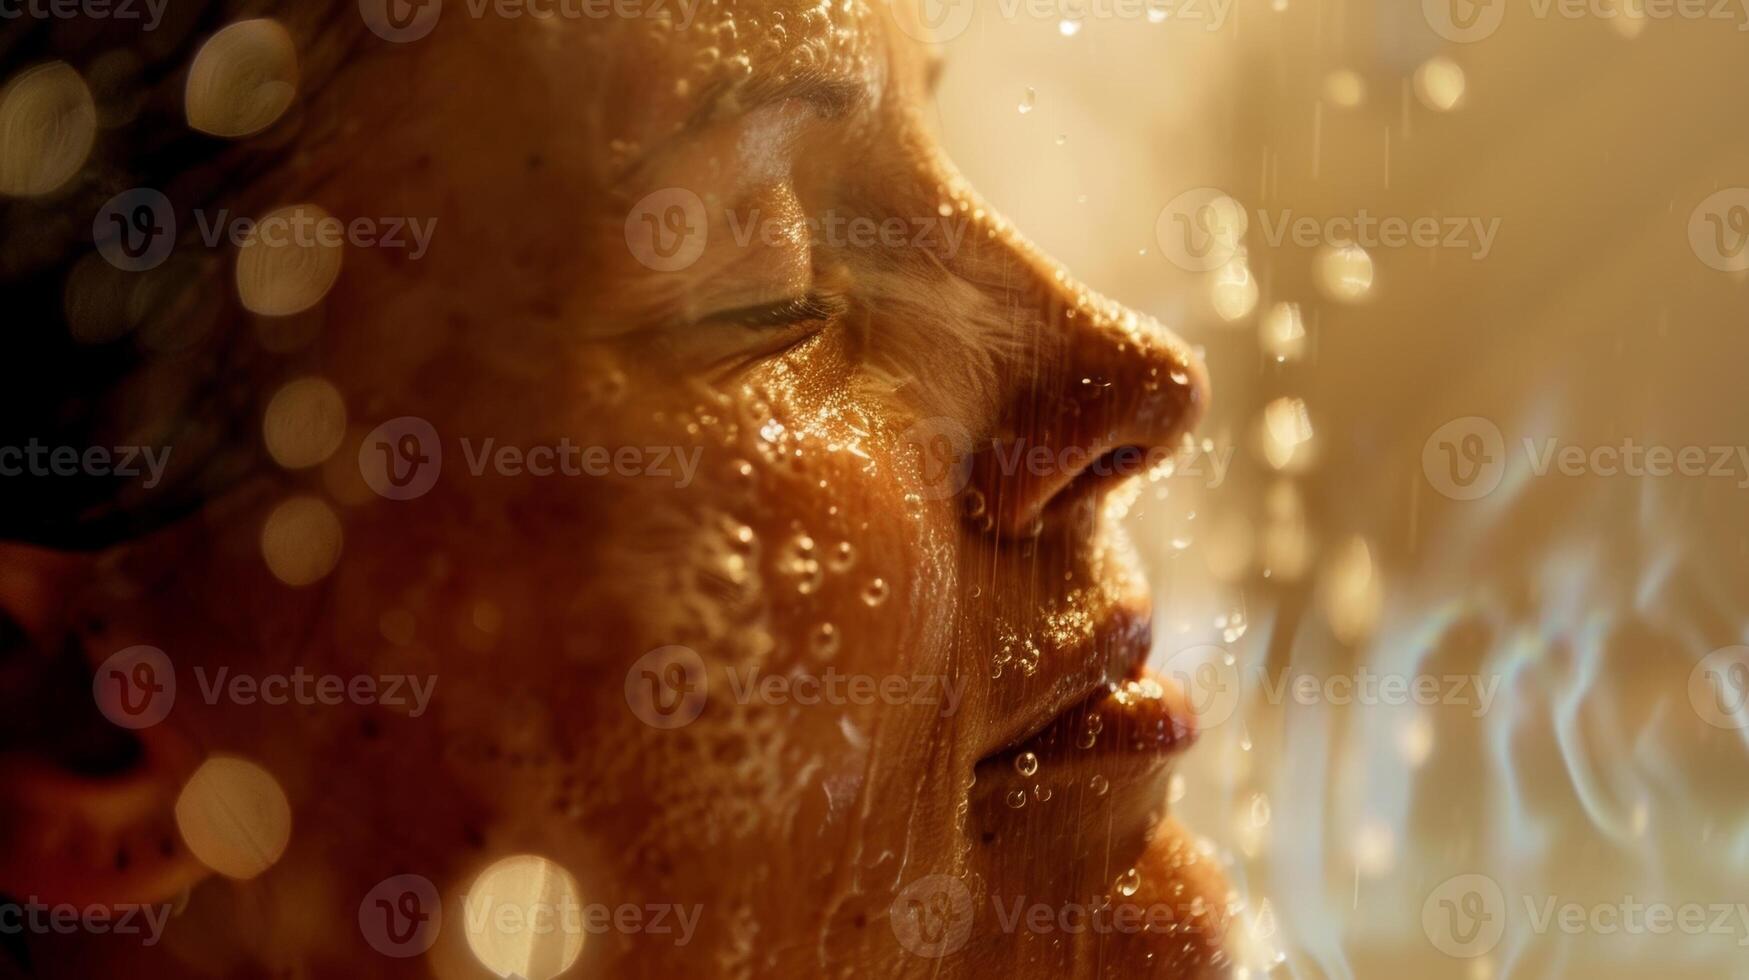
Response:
[1413,57,1467,112]
[1115,867,1141,897]
[1250,793,1272,827]
[1014,751,1040,777]
[1315,243,1375,301]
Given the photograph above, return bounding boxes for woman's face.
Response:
[15,2,1223,976]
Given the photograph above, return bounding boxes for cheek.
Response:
[551,348,964,843]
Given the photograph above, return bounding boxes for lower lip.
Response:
[979,668,1198,796]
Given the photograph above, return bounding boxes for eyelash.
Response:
[715,292,850,329]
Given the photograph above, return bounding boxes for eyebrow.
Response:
[616,71,871,186]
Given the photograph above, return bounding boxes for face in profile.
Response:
[0,1,1224,977]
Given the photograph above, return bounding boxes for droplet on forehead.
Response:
[235,203,344,316]
[185,18,299,138]
[464,855,588,980]
[174,755,293,880]
[0,61,96,198]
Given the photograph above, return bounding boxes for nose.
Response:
[966,239,1210,537]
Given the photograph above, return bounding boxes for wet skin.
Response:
[0,2,1225,976]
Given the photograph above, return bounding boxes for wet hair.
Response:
[0,1,363,550]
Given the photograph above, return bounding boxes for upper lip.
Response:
[976,597,1155,761]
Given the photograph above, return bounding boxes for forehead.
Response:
[460,0,892,177]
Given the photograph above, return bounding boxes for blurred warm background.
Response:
[932,1,1749,976]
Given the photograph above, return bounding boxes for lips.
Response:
[980,667,1198,791]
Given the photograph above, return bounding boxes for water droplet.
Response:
[810,622,840,658]
[175,755,291,879]
[1058,18,1082,36]
[1315,243,1375,302]
[1210,258,1259,322]
[780,534,823,595]
[1262,396,1314,470]
[862,577,889,607]
[1005,789,1027,809]
[1414,56,1467,112]
[185,19,299,138]
[1014,751,1039,777]
[827,540,856,572]
[1032,784,1053,803]
[1017,87,1035,114]
[1089,774,1109,796]
[235,203,344,316]
[1260,302,1307,362]
[962,488,987,519]
[0,61,96,197]
[1321,68,1365,109]
[1115,867,1141,897]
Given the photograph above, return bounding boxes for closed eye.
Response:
[701,292,850,329]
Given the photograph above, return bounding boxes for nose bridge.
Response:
[967,227,1210,534]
